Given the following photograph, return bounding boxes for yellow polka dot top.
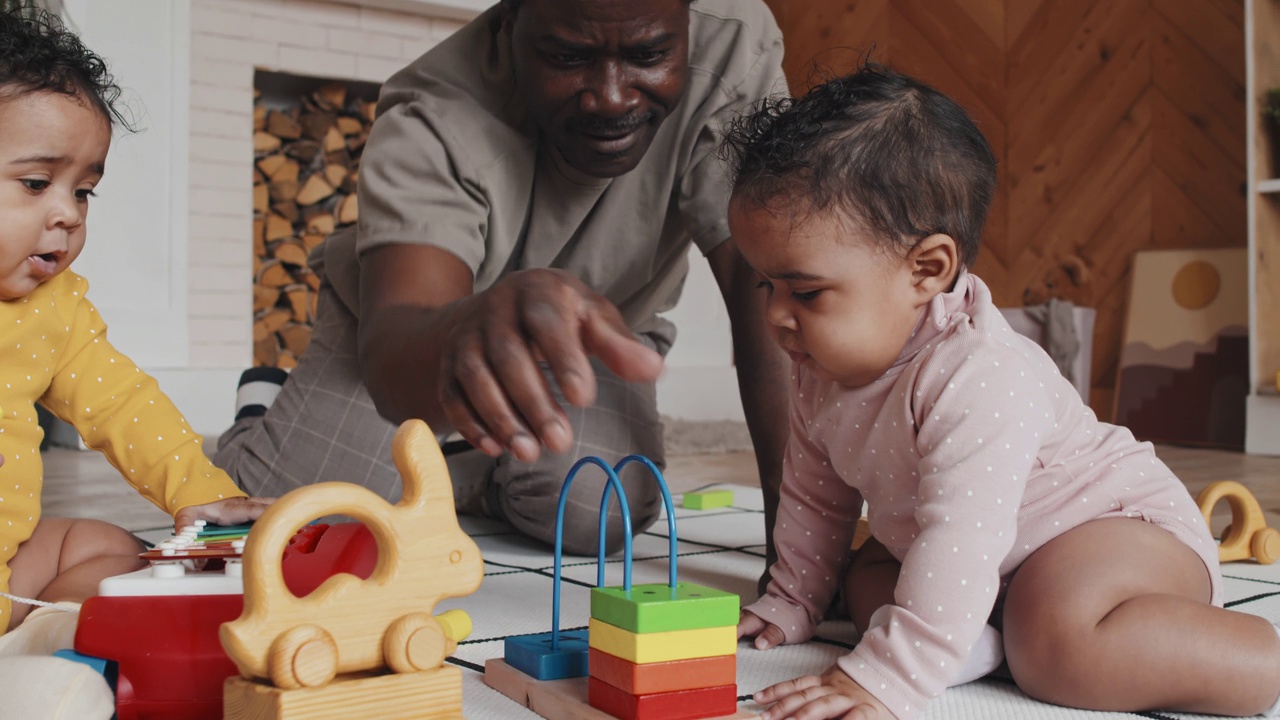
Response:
[0,271,245,630]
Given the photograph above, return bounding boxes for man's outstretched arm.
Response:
[357,244,663,463]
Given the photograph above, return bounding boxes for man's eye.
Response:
[629,50,667,65]
[793,289,822,303]
[755,279,774,293]
[548,52,588,66]
[20,179,50,192]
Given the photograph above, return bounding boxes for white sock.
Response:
[0,602,80,657]
[233,367,289,421]
[867,605,1004,686]
[1264,623,1280,717]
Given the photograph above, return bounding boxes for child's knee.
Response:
[60,519,145,571]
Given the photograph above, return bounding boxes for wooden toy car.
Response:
[1196,480,1280,564]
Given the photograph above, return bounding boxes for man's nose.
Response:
[580,61,640,117]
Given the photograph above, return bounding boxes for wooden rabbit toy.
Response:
[220,419,483,720]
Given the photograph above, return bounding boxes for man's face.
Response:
[508,0,690,178]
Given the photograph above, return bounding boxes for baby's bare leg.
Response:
[1003,516,1279,716]
[843,537,901,633]
[7,518,146,631]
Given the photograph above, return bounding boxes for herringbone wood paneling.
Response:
[761,0,1246,417]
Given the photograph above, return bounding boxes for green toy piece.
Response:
[591,582,739,634]
[682,490,734,510]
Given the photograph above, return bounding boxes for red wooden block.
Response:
[588,677,738,720]
[589,647,735,695]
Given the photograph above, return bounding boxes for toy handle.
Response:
[239,482,403,618]
[600,455,679,590]
[239,418,456,613]
[549,457,631,649]
[1196,480,1263,550]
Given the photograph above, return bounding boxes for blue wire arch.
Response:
[600,454,679,590]
[547,454,681,650]
[550,456,631,647]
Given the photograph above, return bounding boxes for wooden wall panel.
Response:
[761,0,1245,418]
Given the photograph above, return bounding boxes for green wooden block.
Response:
[682,490,734,510]
[591,582,739,634]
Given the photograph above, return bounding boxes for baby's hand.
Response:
[738,610,787,651]
[174,496,275,530]
[754,665,893,720]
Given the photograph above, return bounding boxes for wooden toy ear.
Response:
[392,419,453,513]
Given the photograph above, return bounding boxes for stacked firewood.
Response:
[251,82,373,368]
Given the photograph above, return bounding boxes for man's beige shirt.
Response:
[315,0,787,349]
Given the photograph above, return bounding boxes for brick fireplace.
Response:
[186,0,466,371]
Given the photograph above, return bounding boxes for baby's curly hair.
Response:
[0,4,128,128]
[722,63,996,267]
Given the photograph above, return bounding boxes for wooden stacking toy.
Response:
[485,455,752,720]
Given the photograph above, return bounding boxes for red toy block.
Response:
[75,594,243,720]
[588,677,738,720]
[588,647,735,695]
[73,522,379,720]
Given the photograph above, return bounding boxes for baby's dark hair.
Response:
[723,63,996,267]
[0,4,128,128]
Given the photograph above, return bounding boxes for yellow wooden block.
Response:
[223,666,463,720]
[587,618,737,664]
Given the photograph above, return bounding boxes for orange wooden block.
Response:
[588,648,735,695]
[588,676,737,720]
[485,658,755,720]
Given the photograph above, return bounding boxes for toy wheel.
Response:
[1252,528,1280,565]
[269,624,337,689]
[384,612,448,673]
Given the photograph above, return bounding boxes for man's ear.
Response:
[909,234,959,299]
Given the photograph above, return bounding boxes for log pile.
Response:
[251,81,373,368]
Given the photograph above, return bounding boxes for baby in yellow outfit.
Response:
[0,7,271,646]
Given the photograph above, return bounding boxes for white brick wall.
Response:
[187,0,466,369]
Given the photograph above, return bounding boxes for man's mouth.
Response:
[573,114,652,156]
[27,252,61,277]
[581,128,641,155]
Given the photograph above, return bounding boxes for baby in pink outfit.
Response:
[727,64,1279,720]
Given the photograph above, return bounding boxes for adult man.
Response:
[215,0,789,567]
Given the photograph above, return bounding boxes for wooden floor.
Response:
[39,443,1280,538]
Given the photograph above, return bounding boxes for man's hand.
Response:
[439,268,663,463]
[754,665,894,720]
[174,496,274,530]
[738,610,787,650]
